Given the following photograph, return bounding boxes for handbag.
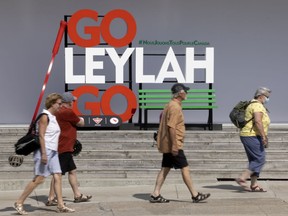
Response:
[72,139,82,156]
[15,113,49,156]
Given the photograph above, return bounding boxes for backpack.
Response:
[229,101,257,128]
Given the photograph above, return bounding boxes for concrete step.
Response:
[2,139,288,150]
[1,126,288,190]
[2,148,288,161]
[1,129,288,141]
[1,168,288,191]
[3,158,288,170]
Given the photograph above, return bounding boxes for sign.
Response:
[81,115,122,127]
[65,9,215,123]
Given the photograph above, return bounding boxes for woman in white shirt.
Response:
[14,93,75,214]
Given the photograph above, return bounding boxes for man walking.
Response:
[46,92,92,205]
[150,83,210,203]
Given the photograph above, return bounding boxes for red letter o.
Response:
[101,85,137,122]
[101,9,137,47]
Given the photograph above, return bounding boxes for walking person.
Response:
[14,93,75,215]
[46,92,92,206]
[150,83,210,203]
[236,87,271,192]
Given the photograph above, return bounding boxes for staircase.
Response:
[1,125,288,191]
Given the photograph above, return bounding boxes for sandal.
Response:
[57,205,75,213]
[14,202,28,215]
[74,194,92,203]
[192,192,210,203]
[250,185,267,192]
[149,194,170,203]
[45,198,58,206]
[235,178,250,191]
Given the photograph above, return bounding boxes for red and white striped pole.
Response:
[30,20,67,125]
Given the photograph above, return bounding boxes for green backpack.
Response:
[229,101,257,128]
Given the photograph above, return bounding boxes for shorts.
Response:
[34,149,62,177]
[59,152,77,175]
[240,136,266,177]
[161,149,189,169]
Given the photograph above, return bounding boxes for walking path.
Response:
[1,180,288,215]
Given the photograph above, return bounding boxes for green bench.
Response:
[138,88,217,130]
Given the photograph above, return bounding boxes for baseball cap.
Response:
[171,83,190,94]
[62,92,77,103]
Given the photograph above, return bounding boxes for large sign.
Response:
[65,9,214,122]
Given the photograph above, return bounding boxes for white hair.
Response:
[254,87,271,98]
[172,90,185,98]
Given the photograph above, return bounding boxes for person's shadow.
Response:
[0,203,55,215]
[133,193,150,201]
[132,193,206,203]
[0,195,72,214]
[203,183,249,193]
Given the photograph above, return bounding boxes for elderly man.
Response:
[150,83,210,203]
[46,92,92,205]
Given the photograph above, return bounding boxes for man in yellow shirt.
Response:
[150,83,210,203]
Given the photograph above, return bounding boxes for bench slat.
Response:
[139,99,216,103]
[140,105,217,109]
[139,95,216,99]
[138,89,215,93]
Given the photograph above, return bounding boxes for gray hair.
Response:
[254,87,271,98]
[172,90,184,98]
[172,92,180,98]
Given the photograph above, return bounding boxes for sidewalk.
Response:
[1,180,288,216]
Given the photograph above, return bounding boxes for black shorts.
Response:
[58,152,77,175]
[161,149,189,169]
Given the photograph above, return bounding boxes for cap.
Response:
[62,92,77,103]
[171,83,190,94]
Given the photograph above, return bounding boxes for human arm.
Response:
[253,112,268,146]
[38,115,49,164]
[168,126,178,156]
[76,117,85,127]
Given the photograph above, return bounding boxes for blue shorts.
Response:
[240,136,266,177]
[33,149,62,177]
[162,149,189,169]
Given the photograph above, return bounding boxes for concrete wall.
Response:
[0,0,287,124]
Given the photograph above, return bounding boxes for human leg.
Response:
[236,169,252,190]
[181,166,198,197]
[181,166,210,202]
[239,136,266,190]
[69,169,81,197]
[45,176,58,206]
[68,169,92,202]
[250,174,267,192]
[60,153,92,202]
[151,167,171,197]
[150,167,171,203]
[53,172,75,212]
[48,151,75,212]
[15,176,45,214]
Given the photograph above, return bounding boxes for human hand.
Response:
[262,136,268,148]
[41,153,47,164]
[172,146,178,156]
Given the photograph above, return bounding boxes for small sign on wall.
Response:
[80,115,122,127]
